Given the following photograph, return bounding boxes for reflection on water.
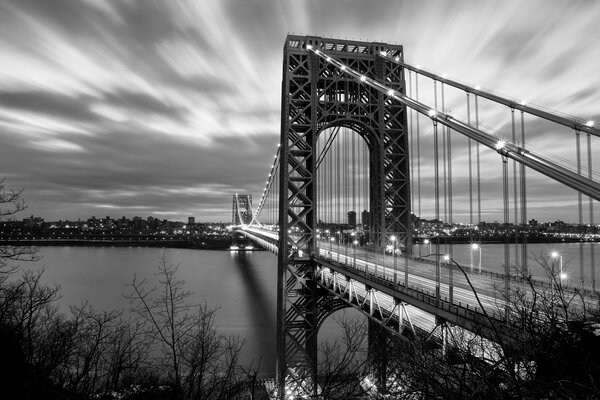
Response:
[33,247,278,376]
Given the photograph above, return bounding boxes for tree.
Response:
[126,255,255,400]
[0,178,40,284]
[316,313,370,399]
[378,255,600,399]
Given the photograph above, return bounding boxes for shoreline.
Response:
[0,238,238,250]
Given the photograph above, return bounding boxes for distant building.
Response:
[188,217,195,225]
[361,210,371,228]
[347,211,356,228]
[23,215,44,228]
[529,218,538,227]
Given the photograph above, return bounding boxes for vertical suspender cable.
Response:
[587,133,596,292]
[318,136,321,228]
[467,93,473,228]
[363,135,373,250]
[415,73,421,219]
[353,131,357,230]
[433,118,441,302]
[520,111,528,275]
[345,130,349,229]
[475,95,481,231]
[329,131,333,227]
[441,85,448,226]
[337,131,341,254]
[409,71,414,218]
[502,155,510,303]
[441,84,453,302]
[511,108,519,269]
[576,131,584,286]
[358,135,362,228]
[447,102,454,274]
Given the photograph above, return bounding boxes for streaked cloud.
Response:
[0,0,597,222]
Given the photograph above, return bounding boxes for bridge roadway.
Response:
[239,226,515,339]
[239,227,596,341]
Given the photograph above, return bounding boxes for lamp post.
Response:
[336,231,341,261]
[551,251,565,285]
[329,236,334,260]
[353,239,358,268]
[390,235,397,285]
[471,243,482,273]
[424,239,431,255]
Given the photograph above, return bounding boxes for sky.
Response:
[0,0,598,223]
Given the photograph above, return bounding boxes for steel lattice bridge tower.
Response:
[277,35,411,394]
[232,194,253,226]
[233,34,600,399]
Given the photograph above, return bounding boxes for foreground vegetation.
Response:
[2,179,600,399]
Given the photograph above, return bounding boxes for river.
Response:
[17,242,599,376]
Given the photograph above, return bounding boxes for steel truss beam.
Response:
[317,266,418,337]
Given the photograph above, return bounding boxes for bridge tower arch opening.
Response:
[277,35,411,395]
[315,125,372,251]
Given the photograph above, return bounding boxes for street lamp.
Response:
[551,251,565,282]
[470,243,482,273]
[329,236,335,259]
[424,239,431,255]
[390,235,397,284]
[353,239,358,268]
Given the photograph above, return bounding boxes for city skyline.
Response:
[0,0,599,222]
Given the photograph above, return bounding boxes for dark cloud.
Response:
[0,90,99,122]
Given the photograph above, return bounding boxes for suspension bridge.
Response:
[231,35,600,398]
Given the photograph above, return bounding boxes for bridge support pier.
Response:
[368,319,398,393]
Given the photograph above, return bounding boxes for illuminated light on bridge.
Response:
[232,35,600,398]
